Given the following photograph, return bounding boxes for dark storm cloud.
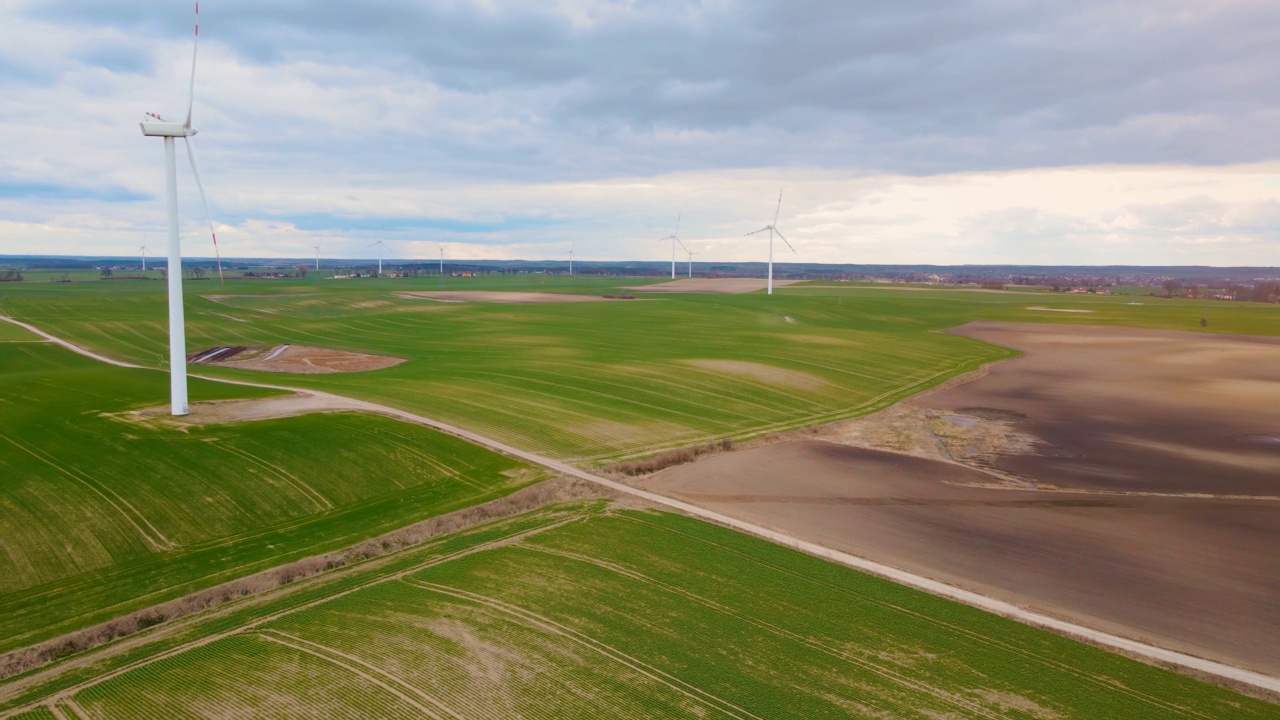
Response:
[24,0,1280,178]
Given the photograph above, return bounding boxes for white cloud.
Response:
[1,1,1278,266]
[5,162,1277,266]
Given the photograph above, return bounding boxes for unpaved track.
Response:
[3,315,1278,695]
[399,291,622,304]
[627,278,801,294]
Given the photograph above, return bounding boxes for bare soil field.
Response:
[627,278,801,293]
[130,393,364,426]
[935,322,1280,496]
[812,284,1046,296]
[209,344,406,374]
[642,322,1280,676]
[398,291,625,303]
[643,440,1280,676]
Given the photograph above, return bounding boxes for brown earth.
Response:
[933,322,1280,496]
[212,345,405,374]
[627,278,801,294]
[641,322,1280,676]
[129,394,365,426]
[682,359,831,392]
[398,291,622,304]
[806,283,1047,296]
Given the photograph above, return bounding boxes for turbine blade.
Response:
[184,3,199,129]
[183,137,224,283]
[745,227,770,236]
[676,237,690,253]
[772,190,783,226]
[774,227,797,253]
[675,212,681,238]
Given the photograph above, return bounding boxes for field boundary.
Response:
[0,505,589,714]
[4,315,1278,696]
[0,479,601,685]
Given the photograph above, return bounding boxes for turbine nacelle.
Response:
[140,121,197,138]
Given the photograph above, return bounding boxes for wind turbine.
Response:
[658,214,685,280]
[312,241,322,272]
[567,244,577,276]
[138,245,150,272]
[686,250,697,278]
[368,240,389,276]
[138,3,225,416]
[745,190,795,295]
[436,243,448,275]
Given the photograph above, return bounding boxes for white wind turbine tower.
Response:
[312,241,322,272]
[138,245,150,272]
[686,249,697,278]
[139,3,226,416]
[745,190,795,295]
[368,240,389,276]
[567,244,577,276]
[436,243,448,275]
[658,214,686,280]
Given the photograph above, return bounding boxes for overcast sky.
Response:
[1,0,1277,265]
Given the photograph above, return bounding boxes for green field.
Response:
[3,503,1274,719]
[0,339,542,652]
[20,274,1269,463]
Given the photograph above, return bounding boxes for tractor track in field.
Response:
[255,630,460,720]
[0,516,578,716]
[3,315,1279,697]
[403,579,767,720]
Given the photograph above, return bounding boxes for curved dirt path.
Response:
[4,315,1278,696]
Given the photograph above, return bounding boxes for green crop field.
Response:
[0,277,1003,463]
[3,502,1274,719]
[0,339,543,652]
[3,275,1279,716]
[6,275,1277,464]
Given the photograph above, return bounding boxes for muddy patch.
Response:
[398,291,622,304]
[124,393,365,427]
[196,344,406,374]
[785,334,859,347]
[627,278,801,294]
[683,359,830,392]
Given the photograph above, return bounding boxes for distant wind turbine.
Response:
[138,3,225,416]
[368,240,389,276]
[659,214,686,280]
[568,244,577,276]
[686,250,697,278]
[436,243,448,275]
[312,241,322,272]
[745,190,795,295]
[138,245,150,272]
